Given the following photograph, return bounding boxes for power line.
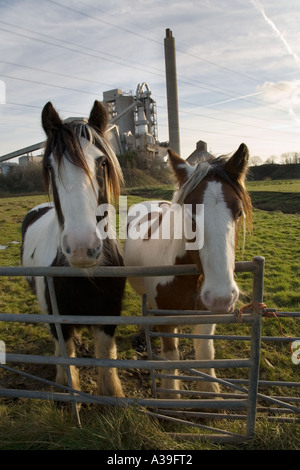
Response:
[178,107,298,137]
[156,105,300,145]
[0,19,292,118]
[41,1,292,111]
[0,23,245,103]
[5,101,89,116]
[3,74,298,145]
[155,95,298,138]
[159,121,300,146]
[43,0,271,89]
[0,24,162,79]
[0,59,112,89]
[3,58,265,125]
[2,74,99,96]
[0,19,164,78]
[0,4,298,149]
[44,0,162,45]
[1,0,296,110]
[3,65,295,139]
[3,100,299,149]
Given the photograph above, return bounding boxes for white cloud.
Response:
[257,80,300,125]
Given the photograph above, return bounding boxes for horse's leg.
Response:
[157,325,181,399]
[193,323,220,394]
[53,326,80,391]
[93,326,124,397]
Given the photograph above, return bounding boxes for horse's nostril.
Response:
[87,245,101,259]
[66,246,71,254]
[87,248,96,258]
[203,290,211,304]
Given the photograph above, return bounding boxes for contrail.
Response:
[251,0,300,125]
[251,0,300,67]
[204,91,263,108]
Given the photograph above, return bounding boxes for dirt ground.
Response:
[0,327,203,405]
[0,332,153,400]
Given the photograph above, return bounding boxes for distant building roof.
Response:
[0,161,18,175]
[186,140,211,165]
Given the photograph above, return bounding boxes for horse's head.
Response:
[42,100,123,268]
[168,144,252,313]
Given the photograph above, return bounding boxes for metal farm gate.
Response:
[0,256,299,443]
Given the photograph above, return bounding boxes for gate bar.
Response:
[4,353,251,370]
[0,260,257,277]
[0,312,256,325]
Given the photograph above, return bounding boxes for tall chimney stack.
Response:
[164,28,180,155]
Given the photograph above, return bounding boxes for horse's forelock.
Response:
[42,121,123,202]
[174,156,252,230]
[72,122,124,202]
[97,137,124,202]
[173,161,210,205]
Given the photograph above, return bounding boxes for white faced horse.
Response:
[124,144,252,398]
[22,101,125,397]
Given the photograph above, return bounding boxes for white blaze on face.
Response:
[51,139,103,267]
[199,181,239,313]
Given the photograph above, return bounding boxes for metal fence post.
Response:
[246,256,265,438]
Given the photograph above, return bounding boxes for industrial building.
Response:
[103,83,167,165]
[187,141,211,165]
[1,29,212,174]
[18,154,43,166]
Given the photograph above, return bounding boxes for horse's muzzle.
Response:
[201,287,239,314]
[62,233,102,268]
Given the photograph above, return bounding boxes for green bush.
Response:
[0,163,44,196]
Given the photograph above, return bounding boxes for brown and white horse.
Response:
[124,144,252,397]
[21,101,125,397]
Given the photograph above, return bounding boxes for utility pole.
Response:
[164,28,180,155]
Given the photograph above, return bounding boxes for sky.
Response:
[0,0,300,163]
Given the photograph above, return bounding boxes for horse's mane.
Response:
[43,120,123,203]
[173,156,252,230]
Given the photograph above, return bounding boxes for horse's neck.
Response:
[155,204,186,263]
[101,236,124,267]
[160,202,203,270]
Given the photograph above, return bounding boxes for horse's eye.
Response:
[237,209,243,218]
[95,156,107,167]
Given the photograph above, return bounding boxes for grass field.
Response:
[246,180,300,214]
[247,179,300,192]
[0,182,299,450]
[127,179,300,214]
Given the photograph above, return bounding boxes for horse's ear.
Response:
[168,148,192,186]
[88,100,108,134]
[224,143,249,182]
[42,102,62,137]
